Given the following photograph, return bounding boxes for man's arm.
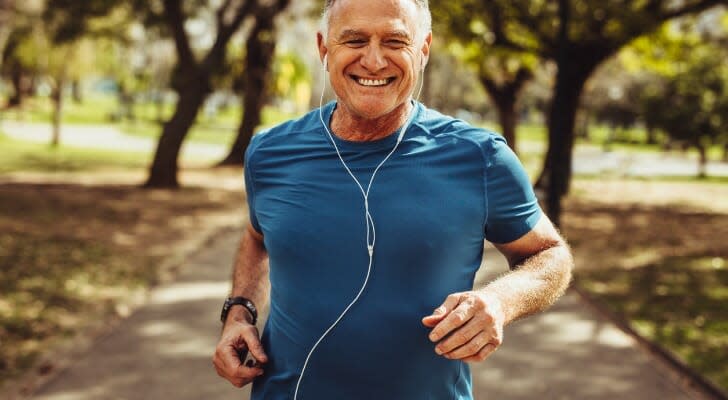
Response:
[213,223,270,388]
[422,214,573,362]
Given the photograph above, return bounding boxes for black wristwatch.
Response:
[220,296,257,325]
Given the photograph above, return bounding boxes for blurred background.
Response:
[0,0,726,398]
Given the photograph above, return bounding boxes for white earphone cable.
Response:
[293,56,423,400]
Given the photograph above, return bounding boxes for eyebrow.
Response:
[336,29,413,41]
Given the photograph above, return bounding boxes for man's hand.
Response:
[422,291,505,363]
[213,318,268,388]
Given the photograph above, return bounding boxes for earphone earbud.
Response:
[323,54,328,70]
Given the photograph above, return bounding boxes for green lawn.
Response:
[0,133,150,173]
[120,105,299,145]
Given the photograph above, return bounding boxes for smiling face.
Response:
[318,0,431,126]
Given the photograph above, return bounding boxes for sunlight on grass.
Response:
[0,133,150,173]
[119,104,300,145]
[577,256,728,392]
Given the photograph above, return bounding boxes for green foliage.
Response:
[633,19,728,152]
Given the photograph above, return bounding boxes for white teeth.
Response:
[357,78,389,86]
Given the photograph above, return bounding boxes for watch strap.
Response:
[221,296,257,325]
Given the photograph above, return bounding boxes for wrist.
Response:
[227,305,255,325]
[477,290,507,325]
[220,296,258,325]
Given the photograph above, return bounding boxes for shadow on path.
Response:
[25,234,713,400]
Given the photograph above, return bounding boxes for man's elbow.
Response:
[551,242,574,297]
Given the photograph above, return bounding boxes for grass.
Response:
[120,105,299,145]
[0,133,151,173]
[0,131,246,387]
[1,93,299,146]
[564,179,728,393]
[1,96,118,125]
[0,180,243,387]
[577,257,728,392]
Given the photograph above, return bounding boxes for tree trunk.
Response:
[536,56,601,227]
[218,9,279,167]
[7,63,25,108]
[479,68,532,154]
[495,101,517,153]
[144,79,210,187]
[71,79,83,103]
[50,77,66,147]
[697,145,707,179]
[646,122,658,145]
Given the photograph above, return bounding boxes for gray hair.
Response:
[320,0,432,44]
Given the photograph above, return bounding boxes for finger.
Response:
[240,326,268,363]
[213,351,264,387]
[434,317,484,355]
[429,302,474,343]
[443,331,491,360]
[462,342,498,363]
[423,293,462,328]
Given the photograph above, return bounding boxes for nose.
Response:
[360,44,388,72]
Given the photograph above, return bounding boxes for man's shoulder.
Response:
[249,107,324,151]
[416,105,504,147]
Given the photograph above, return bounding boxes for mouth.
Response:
[351,75,396,87]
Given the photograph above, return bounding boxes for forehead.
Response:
[328,0,420,38]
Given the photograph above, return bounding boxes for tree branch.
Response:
[162,0,195,68]
[659,0,727,20]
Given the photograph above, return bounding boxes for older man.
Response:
[213,0,573,398]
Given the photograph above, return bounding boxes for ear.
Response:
[420,32,432,70]
[317,32,328,69]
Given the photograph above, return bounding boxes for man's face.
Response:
[318,0,431,121]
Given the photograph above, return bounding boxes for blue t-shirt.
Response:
[245,101,541,399]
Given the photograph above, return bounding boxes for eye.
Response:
[345,39,367,48]
[385,40,409,49]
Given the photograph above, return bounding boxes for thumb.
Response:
[241,327,268,364]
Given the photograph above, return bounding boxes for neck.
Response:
[330,101,413,142]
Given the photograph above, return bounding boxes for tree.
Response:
[0,0,14,67]
[142,0,264,187]
[217,0,291,166]
[431,4,538,153]
[636,19,728,176]
[437,0,728,226]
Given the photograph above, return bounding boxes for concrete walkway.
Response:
[23,230,714,400]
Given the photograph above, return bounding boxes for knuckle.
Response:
[452,312,466,323]
[453,331,469,344]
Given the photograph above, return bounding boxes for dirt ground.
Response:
[564,179,728,271]
[0,167,247,385]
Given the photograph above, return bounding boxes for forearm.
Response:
[227,224,270,325]
[480,243,573,325]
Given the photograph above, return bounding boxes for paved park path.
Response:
[22,229,715,400]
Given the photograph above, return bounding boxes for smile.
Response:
[352,76,395,87]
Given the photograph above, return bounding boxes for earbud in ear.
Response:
[420,57,426,72]
[323,54,328,70]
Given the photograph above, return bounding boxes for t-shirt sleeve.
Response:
[244,137,262,234]
[484,134,542,244]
